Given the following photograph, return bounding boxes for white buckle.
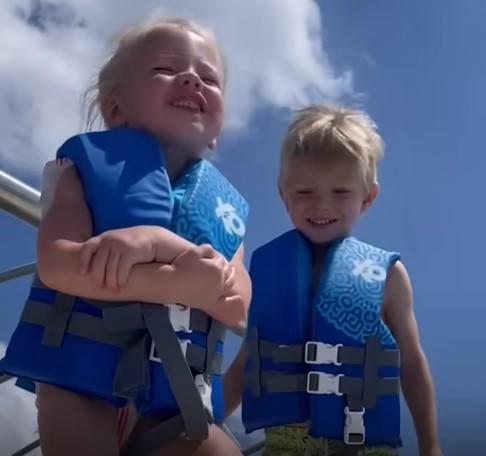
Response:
[149,339,190,364]
[168,304,192,333]
[304,342,342,365]
[195,374,213,415]
[344,406,365,445]
[306,372,343,396]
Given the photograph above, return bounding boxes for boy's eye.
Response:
[296,189,312,196]
[334,188,351,195]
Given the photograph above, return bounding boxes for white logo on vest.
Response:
[215,197,246,237]
[352,259,386,283]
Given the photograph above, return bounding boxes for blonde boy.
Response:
[224,105,442,456]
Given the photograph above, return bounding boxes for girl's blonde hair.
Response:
[279,104,384,188]
[83,16,227,130]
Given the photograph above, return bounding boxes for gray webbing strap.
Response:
[253,335,400,406]
[30,272,82,345]
[339,337,397,450]
[259,340,304,363]
[21,300,139,348]
[22,297,222,396]
[22,299,222,375]
[85,301,212,334]
[38,292,76,347]
[100,304,149,398]
[143,305,211,442]
[260,371,306,393]
[258,339,399,368]
[184,308,212,334]
[204,318,225,375]
[247,327,262,398]
[260,370,399,397]
[362,336,393,409]
[104,304,209,441]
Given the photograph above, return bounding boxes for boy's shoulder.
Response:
[250,230,301,263]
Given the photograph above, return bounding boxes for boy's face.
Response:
[279,156,377,244]
[107,25,224,155]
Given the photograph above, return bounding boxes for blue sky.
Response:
[1,0,486,454]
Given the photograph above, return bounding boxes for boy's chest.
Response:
[310,259,322,294]
[310,247,326,294]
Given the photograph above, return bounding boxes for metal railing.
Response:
[0,169,262,455]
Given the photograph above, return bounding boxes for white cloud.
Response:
[0,0,352,177]
[0,344,40,456]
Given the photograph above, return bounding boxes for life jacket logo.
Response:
[351,259,386,283]
[215,197,246,237]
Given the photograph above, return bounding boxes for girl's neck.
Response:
[163,144,201,182]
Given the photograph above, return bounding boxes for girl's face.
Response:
[105,25,224,157]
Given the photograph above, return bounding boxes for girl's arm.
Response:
[37,165,221,306]
[200,244,251,326]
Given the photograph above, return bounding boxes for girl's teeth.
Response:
[171,100,201,111]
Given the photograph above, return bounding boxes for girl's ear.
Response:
[100,95,126,128]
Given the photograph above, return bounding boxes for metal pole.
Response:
[11,439,40,456]
[0,374,13,385]
[0,170,40,227]
[0,263,36,284]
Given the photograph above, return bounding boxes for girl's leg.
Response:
[37,383,119,456]
[124,415,243,456]
[192,424,243,456]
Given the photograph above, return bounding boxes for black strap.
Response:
[20,301,223,384]
[246,327,262,398]
[258,338,399,368]
[21,294,221,443]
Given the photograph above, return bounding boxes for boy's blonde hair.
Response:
[83,16,226,130]
[279,104,384,188]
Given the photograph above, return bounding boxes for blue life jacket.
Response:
[242,230,402,448]
[1,128,248,434]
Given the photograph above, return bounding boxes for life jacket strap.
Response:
[120,380,215,456]
[21,275,224,447]
[247,328,401,448]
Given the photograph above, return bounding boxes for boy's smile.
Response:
[280,156,377,244]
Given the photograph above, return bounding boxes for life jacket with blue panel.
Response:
[242,230,402,449]
[1,127,249,449]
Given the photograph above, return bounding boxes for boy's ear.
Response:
[278,180,290,211]
[208,138,217,150]
[361,182,379,213]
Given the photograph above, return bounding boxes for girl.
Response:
[5,16,251,456]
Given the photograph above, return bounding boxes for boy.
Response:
[223,105,442,456]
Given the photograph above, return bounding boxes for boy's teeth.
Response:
[309,218,335,225]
